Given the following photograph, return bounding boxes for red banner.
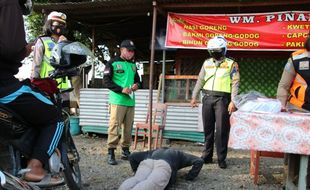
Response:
[165,11,310,51]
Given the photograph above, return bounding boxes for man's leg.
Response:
[120,106,134,160]
[132,160,172,190]
[214,96,230,169]
[201,95,215,163]
[4,90,63,181]
[70,75,82,114]
[107,104,126,165]
[119,159,154,190]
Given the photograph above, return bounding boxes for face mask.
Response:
[121,49,135,61]
[209,49,225,61]
[51,25,67,36]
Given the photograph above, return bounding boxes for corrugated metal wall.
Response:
[79,88,204,142]
[165,105,200,131]
[79,88,158,127]
[79,89,109,127]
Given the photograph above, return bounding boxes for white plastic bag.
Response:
[233,91,281,113]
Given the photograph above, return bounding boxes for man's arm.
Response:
[167,170,177,188]
[131,69,142,91]
[31,38,44,79]
[190,61,206,107]
[180,151,204,181]
[192,62,206,100]
[128,151,149,172]
[230,61,240,102]
[228,61,240,113]
[103,60,123,92]
[277,58,296,109]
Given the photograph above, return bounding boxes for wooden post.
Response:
[161,50,166,103]
[148,0,157,150]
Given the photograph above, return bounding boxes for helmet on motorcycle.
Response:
[207,36,227,61]
[50,41,93,69]
[43,11,67,36]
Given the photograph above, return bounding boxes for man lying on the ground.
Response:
[119,147,204,190]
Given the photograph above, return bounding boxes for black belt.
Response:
[202,89,230,98]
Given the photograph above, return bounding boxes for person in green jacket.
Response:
[103,40,142,165]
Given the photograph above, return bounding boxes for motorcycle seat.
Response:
[0,103,29,125]
[0,103,29,140]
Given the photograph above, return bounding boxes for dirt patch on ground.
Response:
[74,134,283,190]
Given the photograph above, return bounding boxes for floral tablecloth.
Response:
[228,111,310,155]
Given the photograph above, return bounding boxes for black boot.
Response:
[121,147,131,160]
[218,160,227,169]
[108,148,117,165]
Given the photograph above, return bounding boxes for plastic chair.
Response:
[133,103,167,150]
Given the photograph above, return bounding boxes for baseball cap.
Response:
[120,40,136,50]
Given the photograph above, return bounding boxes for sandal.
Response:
[18,169,64,188]
[27,174,64,188]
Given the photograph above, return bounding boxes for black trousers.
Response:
[201,94,230,162]
[0,79,64,164]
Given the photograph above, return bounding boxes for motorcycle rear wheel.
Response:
[60,135,81,190]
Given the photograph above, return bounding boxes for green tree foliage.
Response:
[25,13,44,42]
[27,0,92,45]
[27,0,106,64]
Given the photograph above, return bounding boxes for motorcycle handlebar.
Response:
[49,67,79,79]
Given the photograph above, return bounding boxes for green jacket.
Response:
[103,56,141,106]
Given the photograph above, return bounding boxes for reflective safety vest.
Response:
[202,58,234,93]
[289,49,310,111]
[39,37,70,89]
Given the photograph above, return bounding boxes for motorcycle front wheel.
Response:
[60,134,81,190]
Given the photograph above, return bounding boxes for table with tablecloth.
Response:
[228,111,310,189]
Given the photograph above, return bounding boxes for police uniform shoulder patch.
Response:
[103,67,110,75]
[116,64,123,69]
[47,42,55,51]
[232,63,239,72]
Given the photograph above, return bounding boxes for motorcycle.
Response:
[0,41,93,190]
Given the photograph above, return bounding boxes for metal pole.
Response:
[161,50,166,103]
[148,0,157,150]
[91,27,96,86]
[82,68,85,88]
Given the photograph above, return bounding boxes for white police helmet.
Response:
[207,36,227,60]
[47,11,67,24]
